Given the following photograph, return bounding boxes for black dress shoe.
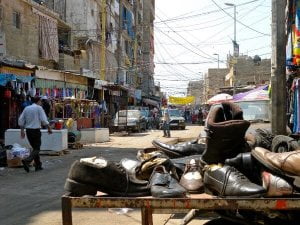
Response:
[152,139,205,158]
[22,160,30,173]
[150,166,187,198]
[64,157,150,197]
[225,152,261,184]
[203,165,266,197]
[35,166,43,172]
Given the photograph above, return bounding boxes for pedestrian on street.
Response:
[162,109,171,137]
[18,96,52,172]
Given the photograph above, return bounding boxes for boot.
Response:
[201,102,250,165]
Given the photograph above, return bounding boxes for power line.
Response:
[211,0,270,36]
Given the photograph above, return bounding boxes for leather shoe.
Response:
[252,147,300,177]
[152,139,205,158]
[203,165,266,197]
[135,154,178,181]
[262,171,293,197]
[22,160,30,173]
[150,165,187,198]
[64,157,150,197]
[225,152,261,184]
[179,159,204,193]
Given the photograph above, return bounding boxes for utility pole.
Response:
[100,0,106,98]
[100,0,106,127]
[117,0,123,85]
[271,0,287,135]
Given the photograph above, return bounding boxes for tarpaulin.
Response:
[0,74,34,86]
[169,96,195,105]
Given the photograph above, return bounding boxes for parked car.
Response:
[113,110,147,132]
[160,108,186,130]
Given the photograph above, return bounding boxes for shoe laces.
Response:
[230,167,247,180]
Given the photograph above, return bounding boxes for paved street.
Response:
[0,125,211,225]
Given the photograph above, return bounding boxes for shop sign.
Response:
[0,32,6,59]
[94,79,108,89]
[169,96,195,105]
[0,66,32,76]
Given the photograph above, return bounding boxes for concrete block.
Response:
[80,128,109,143]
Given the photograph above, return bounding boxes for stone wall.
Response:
[234,56,271,86]
[207,68,229,99]
[187,80,204,105]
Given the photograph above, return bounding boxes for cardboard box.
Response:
[7,157,23,168]
[7,157,33,168]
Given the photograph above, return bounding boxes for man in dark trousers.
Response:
[18,96,52,172]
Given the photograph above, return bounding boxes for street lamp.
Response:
[225,3,237,45]
[225,2,237,95]
[213,53,220,69]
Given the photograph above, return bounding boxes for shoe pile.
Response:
[64,102,300,206]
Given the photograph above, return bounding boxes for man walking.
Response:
[18,96,52,172]
[162,109,171,138]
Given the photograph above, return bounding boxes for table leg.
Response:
[62,196,73,225]
[141,207,153,225]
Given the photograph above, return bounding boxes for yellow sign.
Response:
[169,96,195,105]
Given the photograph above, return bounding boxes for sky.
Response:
[154,0,271,96]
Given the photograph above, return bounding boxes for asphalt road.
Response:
[0,125,209,225]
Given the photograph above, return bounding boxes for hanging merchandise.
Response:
[3,89,11,98]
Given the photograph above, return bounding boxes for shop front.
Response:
[0,69,35,141]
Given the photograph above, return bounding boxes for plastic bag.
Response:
[6,143,30,160]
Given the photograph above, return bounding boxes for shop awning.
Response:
[0,74,34,86]
[143,98,159,107]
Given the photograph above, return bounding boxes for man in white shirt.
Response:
[18,96,52,172]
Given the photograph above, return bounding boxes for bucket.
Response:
[55,122,63,130]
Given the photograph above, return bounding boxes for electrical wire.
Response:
[210,0,270,36]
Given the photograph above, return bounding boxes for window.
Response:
[13,11,21,29]
[0,7,3,20]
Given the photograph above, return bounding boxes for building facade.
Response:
[141,0,155,97]
[187,80,204,106]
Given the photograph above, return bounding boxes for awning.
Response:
[143,98,159,107]
[0,74,34,86]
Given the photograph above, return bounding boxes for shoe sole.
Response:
[152,142,182,158]
[204,187,264,198]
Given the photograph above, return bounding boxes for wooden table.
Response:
[61,193,300,225]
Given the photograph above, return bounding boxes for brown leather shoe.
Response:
[252,147,300,177]
[179,159,203,193]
